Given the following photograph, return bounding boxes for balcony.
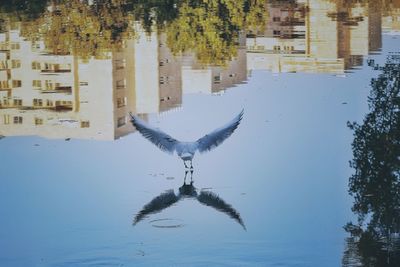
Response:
[54,100,73,111]
[40,86,72,94]
[40,63,72,74]
[41,69,71,73]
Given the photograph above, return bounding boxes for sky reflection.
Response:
[0,1,400,267]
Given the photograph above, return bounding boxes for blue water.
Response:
[0,0,400,263]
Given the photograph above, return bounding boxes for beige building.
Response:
[182,33,247,95]
[0,21,183,140]
[133,24,182,114]
[382,0,400,34]
[247,0,383,74]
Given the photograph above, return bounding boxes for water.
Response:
[0,1,399,266]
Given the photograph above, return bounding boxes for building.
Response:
[246,0,383,74]
[182,33,247,94]
[0,21,183,140]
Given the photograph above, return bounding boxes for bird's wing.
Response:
[133,190,180,225]
[130,113,179,154]
[196,110,243,153]
[197,191,246,229]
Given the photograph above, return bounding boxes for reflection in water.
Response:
[134,170,246,229]
[342,55,400,266]
[247,0,386,73]
[0,0,399,141]
[130,110,243,169]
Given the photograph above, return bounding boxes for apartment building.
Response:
[246,0,383,74]
[0,22,135,140]
[181,33,247,95]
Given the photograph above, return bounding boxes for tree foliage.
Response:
[165,0,266,65]
[0,0,266,64]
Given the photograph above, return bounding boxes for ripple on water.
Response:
[60,256,123,267]
[149,218,185,229]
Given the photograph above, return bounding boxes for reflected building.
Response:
[246,0,383,74]
[0,21,183,140]
[0,22,135,140]
[133,24,182,114]
[181,33,247,95]
[382,0,400,34]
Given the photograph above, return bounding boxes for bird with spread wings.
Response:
[129,110,243,169]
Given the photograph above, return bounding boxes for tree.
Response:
[343,55,400,266]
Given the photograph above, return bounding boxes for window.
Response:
[12,80,22,88]
[33,99,43,107]
[116,79,126,89]
[32,61,41,70]
[273,30,281,36]
[13,116,23,124]
[31,43,41,50]
[159,76,168,85]
[213,75,221,84]
[117,97,127,108]
[273,45,281,51]
[32,80,42,88]
[273,17,281,22]
[46,100,53,106]
[81,121,90,128]
[80,81,88,86]
[45,80,53,90]
[115,59,126,70]
[11,60,21,68]
[3,99,9,106]
[35,118,43,125]
[0,80,9,89]
[13,99,22,106]
[160,96,171,102]
[44,63,51,71]
[3,114,10,124]
[283,46,295,51]
[0,60,7,69]
[10,43,20,50]
[117,116,126,127]
[55,100,72,106]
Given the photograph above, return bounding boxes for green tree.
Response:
[165,0,266,65]
[343,55,400,266]
[0,0,48,21]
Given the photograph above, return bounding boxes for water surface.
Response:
[0,1,399,266]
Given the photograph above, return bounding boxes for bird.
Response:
[133,170,246,229]
[129,110,243,169]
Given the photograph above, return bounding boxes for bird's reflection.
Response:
[133,171,246,230]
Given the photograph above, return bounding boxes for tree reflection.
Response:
[165,0,266,65]
[19,0,136,60]
[343,55,400,266]
[0,0,48,21]
[0,0,265,65]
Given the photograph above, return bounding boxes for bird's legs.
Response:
[190,170,194,182]
[183,160,193,170]
[184,170,188,183]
